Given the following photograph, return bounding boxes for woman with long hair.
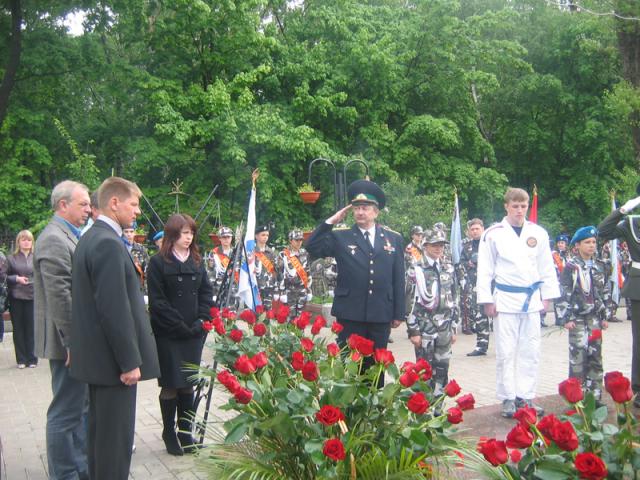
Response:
[147,214,213,455]
[6,230,37,368]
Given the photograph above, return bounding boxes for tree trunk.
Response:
[0,0,22,129]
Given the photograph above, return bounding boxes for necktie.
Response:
[364,231,373,251]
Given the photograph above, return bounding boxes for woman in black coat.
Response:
[147,214,213,455]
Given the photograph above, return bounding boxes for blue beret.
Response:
[570,226,597,245]
[555,234,570,244]
[152,231,164,241]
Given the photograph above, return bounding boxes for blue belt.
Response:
[494,281,544,312]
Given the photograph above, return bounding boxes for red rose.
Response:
[327,343,340,357]
[558,377,584,403]
[217,370,241,394]
[251,352,268,369]
[275,304,290,323]
[202,320,213,332]
[513,406,537,426]
[234,355,256,375]
[210,306,221,319]
[537,414,561,440]
[314,315,327,327]
[294,312,311,330]
[234,387,253,404]
[446,407,463,424]
[266,309,275,320]
[455,393,475,411]
[331,321,343,334]
[588,329,602,343]
[300,337,315,353]
[310,323,322,335]
[310,316,326,335]
[347,334,374,356]
[575,452,608,480]
[506,423,534,449]
[229,329,243,343]
[401,361,415,372]
[302,361,319,381]
[213,318,226,335]
[239,309,257,325]
[315,405,345,426]
[509,449,522,464]
[399,370,420,388]
[407,392,430,414]
[373,348,395,366]
[444,379,461,397]
[291,351,305,371]
[351,351,361,362]
[477,438,508,467]
[550,420,579,451]
[414,358,433,380]
[253,323,267,337]
[604,372,633,403]
[255,305,265,314]
[221,307,234,319]
[322,438,346,461]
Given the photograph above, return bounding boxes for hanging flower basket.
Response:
[299,191,321,204]
[133,234,147,244]
[208,233,220,246]
[303,231,313,241]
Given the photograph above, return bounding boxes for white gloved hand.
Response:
[280,294,288,304]
[621,196,640,214]
[328,289,334,298]
[273,294,280,302]
[306,293,313,302]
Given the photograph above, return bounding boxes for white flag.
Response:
[451,192,463,265]
[611,196,620,305]
[238,187,261,310]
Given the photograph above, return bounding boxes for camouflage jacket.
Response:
[557,256,610,325]
[254,246,279,291]
[456,238,479,291]
[277,247,312,293]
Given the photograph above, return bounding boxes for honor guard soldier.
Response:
[278,229,312,319]
[405,226,424,321]
[122,222,150,294]
[477,187,559,418]
[457,218,491,356]
[406,225,459,394]
[206,226,238,306]
[305,180,405,386]
[556,226,610,401]
[254,225,279,310]
[598,191,640,408]
[551,234,571,325]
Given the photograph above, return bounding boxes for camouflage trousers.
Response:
[568,314,603,399]
[462,287,490,352]
[284,287,308,320]
[259,287,276,311]
[411,304,454,394]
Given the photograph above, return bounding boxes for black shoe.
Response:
[609,317,623,323]
[462,329,473,335]
[501,399,516,418]
[159,397,183,456]
[516,398,544,416]
[466,349,486,357]
[387,337,394,343]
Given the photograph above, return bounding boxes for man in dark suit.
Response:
[70,177,159,480]
[598,192,640,408]
[34,180,91,480]
[305,180,405,377]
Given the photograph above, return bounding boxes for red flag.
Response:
[529,185,538,223]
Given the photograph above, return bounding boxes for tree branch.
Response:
[0,0,23,128]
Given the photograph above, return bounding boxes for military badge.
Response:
[348,245,358,255]
[383,240,395,253]
[526,237,537,248]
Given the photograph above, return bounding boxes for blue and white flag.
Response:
[450,192,463,265]
[611,195,620,305]
[238,186,261,310]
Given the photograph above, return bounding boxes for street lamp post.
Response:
[307,157,370,210]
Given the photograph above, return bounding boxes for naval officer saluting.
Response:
[305,180,405,377]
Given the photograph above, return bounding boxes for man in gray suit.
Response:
[70,177,159,480]
[34,180,91,480]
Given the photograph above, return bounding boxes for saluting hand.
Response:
[327,204,352,225]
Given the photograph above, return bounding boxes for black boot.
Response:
[177,392,199,453]
[159,397,183,456]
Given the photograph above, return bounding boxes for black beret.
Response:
[255,225,270,234]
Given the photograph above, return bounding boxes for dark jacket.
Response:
[7,252,34,300]
[598,209,640,301]
[305,223,405,323]
[70,220,159,385]
[147,253,213,339]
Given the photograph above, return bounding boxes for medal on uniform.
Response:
[348,244,358,255]
[383,240,395,253]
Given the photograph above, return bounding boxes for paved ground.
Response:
[0,312,634,479]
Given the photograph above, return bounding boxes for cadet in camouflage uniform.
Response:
[457,218,490,356]
[557,226,610,400]
[254,225,279,310]
[406,225,459,394]
[206,226,238,307]
[122,223,150,294]
[404,226,424,322]
[278,229,312,319]
[551,234,571,326]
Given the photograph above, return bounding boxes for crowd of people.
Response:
[0,176,638,480]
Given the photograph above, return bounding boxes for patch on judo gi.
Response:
[526,236,537,248]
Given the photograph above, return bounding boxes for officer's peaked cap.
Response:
[347,179,385,209]
[570,226,597,245]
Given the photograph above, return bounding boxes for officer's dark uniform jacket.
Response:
[598,209,640,301]
[305,222,405,323]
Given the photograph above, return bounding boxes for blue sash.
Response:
[494,281,543,312]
